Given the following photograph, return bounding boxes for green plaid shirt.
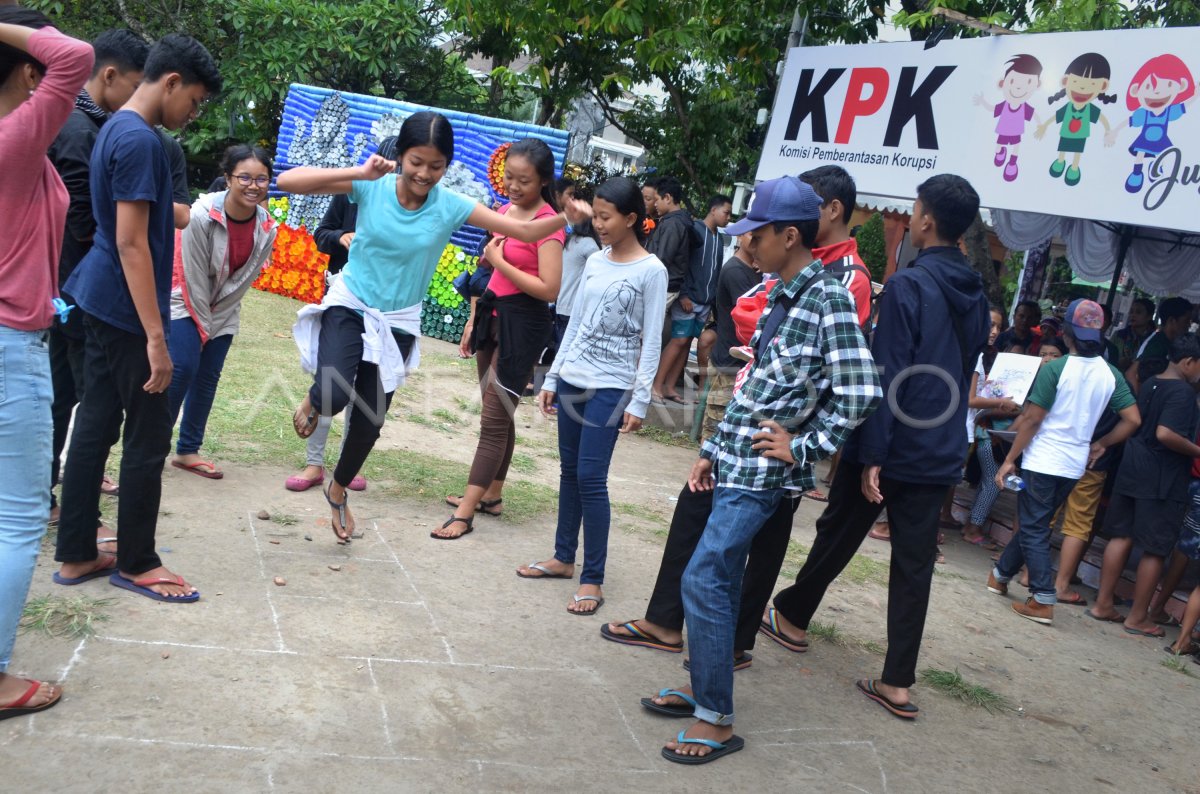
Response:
[700,259,881,492]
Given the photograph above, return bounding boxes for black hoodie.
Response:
[647,208,694,292]
[847,246,990,485]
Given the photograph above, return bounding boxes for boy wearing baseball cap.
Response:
[990,298,1141,625]
[643,176,880,764]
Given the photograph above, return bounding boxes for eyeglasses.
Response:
[233,173,270,188]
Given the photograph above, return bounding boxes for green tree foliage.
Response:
[26,0,486,172]
[855,212,887,283]
[444,0,886,198]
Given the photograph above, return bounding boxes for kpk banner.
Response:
[758,28,1200,233]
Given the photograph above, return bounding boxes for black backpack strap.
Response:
[753,270,830,363]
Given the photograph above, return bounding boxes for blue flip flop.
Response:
[640,688,697,717]
[53,561,117,586]
[661,730,745,765]
[109,572,200,603]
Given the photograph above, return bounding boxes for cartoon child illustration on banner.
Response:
[974,54,1044,182]
[1104,54,1197,193]
[1035,53,1117,187]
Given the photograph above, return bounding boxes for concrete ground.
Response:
[4,333,1198,793]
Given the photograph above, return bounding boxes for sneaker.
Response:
[729,345,754,363]
[1012,598,1053,625]
[986,571,1008,596]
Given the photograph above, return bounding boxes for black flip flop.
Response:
[640,688,696,717]
[856,679,918,719]
[431,515,474,540]
[444,495,503,516]
[324,485,352,544]
[599,622,684,653]
[661,731,745,765]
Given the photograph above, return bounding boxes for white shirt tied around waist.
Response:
[293,273,421,394]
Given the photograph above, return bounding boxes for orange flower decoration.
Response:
[253,224,329,304]
[487,142,512,197]
[643,217,656,235]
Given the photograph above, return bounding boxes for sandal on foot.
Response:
[661,730,745,765]
[1057,591,1088,606]
[568,594,604,615]
[599,622,684,653]
[758,607,809,652]
[965,535,1000,551]
[1153,613,1182,627]
[52,554,117,586]
[803,488,828,502]
[640,688,697,717]
[0,680,62,721]
[171,459,224,479]
[1164,642,1200,657]
[444,495,502,516]
[285,471,324,492]
[431,515,473,540]
[683,652,752,672]
[516,561,571,579]
[857,679,918,719]
[1123,625,1165,638]
[1085,609,1125,623]
[109,572,199,603]
[324,485,353,544]
[293,404,318,438]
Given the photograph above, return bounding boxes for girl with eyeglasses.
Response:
[165,144,278,479]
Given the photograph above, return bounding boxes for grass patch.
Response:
[273,513,300,527]
[432,408,465,426]
[614,501,670,525]
[806,620,843,643]
[636,425,696,449]
[509,452,538,475]
[360,447,560,523]
[454,396,481,415]
[21,594,113,639]
[934,568,969,581]
[779,540,889,588]
[919,668,1013,714]
[1161,654,1198,678]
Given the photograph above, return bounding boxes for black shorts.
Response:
[1104,491,1188,557]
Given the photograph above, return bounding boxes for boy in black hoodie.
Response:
[759,174,990,720]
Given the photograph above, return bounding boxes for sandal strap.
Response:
[2,679,43,709]
[657,688,697,707]
[442,516,472,529]
[674,730,726,750]
[572,594,600,603]
[132,574,186,588]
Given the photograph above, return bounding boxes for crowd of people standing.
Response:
[2,7,1198,770]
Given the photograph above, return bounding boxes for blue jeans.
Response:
[167,318,234,455]
[682,485,784,725]
[993,469,1078,605]
[0,326,52,673]
[552,380,629,585]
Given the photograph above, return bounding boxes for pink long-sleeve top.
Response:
[0,27,93,330]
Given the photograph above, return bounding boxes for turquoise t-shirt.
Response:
[342,176,477,311]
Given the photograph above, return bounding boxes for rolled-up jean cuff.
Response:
[991,566,1010,584]
[693,704,734,726]
[1033,592,1057,606]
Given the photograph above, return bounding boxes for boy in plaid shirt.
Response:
[643,176,880,765]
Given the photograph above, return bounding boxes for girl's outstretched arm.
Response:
[468,197,591,243]
[276,154,395,196]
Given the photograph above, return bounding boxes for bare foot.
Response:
[763,607,807,645]
[48,506,60,525]
[872,680,911,706]
[516,558,574,578]
[663,717,735,760]
[293,394,317,438]
[116,565,197,598]
[604,619,682,647]
[0,673,60,709]
[95,524,117,555]
[57,551,117,582]
[568,583,603,614]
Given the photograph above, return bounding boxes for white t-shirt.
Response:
[1021,355,1136,479]
[965,355,987,442]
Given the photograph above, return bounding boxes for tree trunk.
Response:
[963,213,1004,308]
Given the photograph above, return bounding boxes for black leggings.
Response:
[307,307,414,488]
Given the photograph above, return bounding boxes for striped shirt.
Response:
[701,259,881,492]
